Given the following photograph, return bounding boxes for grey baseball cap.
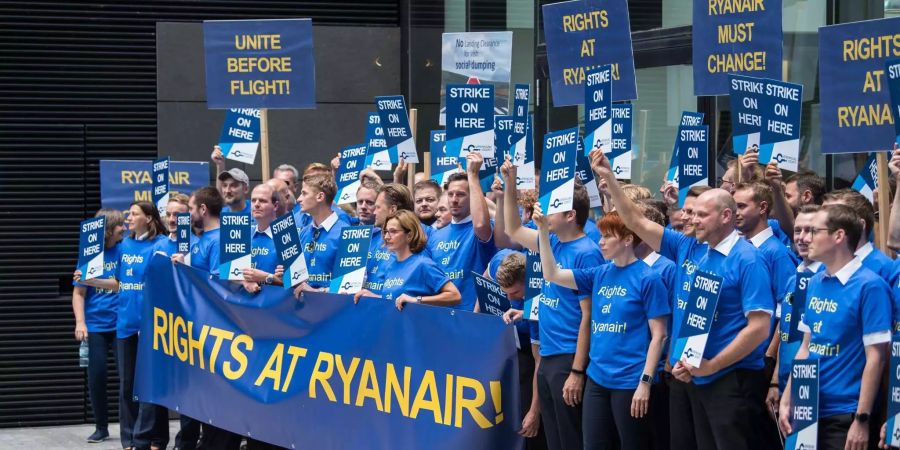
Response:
[217,168,249,186]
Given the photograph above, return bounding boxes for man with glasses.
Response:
[295,173,350,293]
[823,189,894,282]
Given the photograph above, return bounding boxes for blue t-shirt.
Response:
[251,228,279,273]
[116,234,167,338]
[487,249,539,345]
[297,204,353,229]
[768,218,792,248]
[583,218,601,244]
[153,234,197,257]
[644,252,677,373]
[777,261,824,389]
[76,244,120,333]
[380,252,451,302]
[298,213,350,289]
[857,243,894,283]
[693,231,774,385]
[538,234,604,357]
[801,261,891,417]
[429,218,497,312]
[751,228,800,307]
[890,259,900,333]
[191,228,221,274]
[573,260,670,389]
[364,228,392,295]
[224,200,251,215]
[659,228,708,366]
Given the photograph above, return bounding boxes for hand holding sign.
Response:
[499,157,517,186]
[466,151,484,176]
[588,149,614,181]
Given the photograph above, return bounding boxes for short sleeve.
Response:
[740,252,775,316]
[207,240,221,275]
[571,266,602,294]
[642,273,671,319]
[771,251,799,303]
[572,246,604,298]
[860,277,892,344]
[529,320,540,344]
[660,227,690,262]
[421,259,452,294]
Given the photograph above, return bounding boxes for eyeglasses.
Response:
[384,228,407,236]
[716,177,735,188]
[810,227,833,235]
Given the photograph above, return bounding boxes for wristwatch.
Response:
[264,274,274,285]
[852,412,870,423]
[415,296,422,303]
[640,374,653,385]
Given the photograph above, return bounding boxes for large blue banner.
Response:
[100,160,209,212]
[136,254,521,449]
[819,17,900,154]
[203,19,316,109]
[541,0,636,106]
[692,0,782,96]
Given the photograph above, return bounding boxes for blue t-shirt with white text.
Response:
[191,228,221,275]
[298,214,350,289]
[429,219,497,312]
[76,244,121,333]
[116,234,167,338]
[380,252,451,302]
[251,228,279,273]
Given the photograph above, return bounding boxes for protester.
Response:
[355,210,459,309]
[154,192,191,256]
[264,178,292,217]
[429,152,496,312]
[784,171,827,212]
[779,204,891,450]
[71,208,124,444]
[218,168,251,214]
[501,158,603,450]
[823,189,894,281]
[434,192,451,229]
[295,174,350,293]
[355,179,380,226]
[363,183,414,295]
[243,184,283,293]
[413,179,441,227]
[273,163,300,196]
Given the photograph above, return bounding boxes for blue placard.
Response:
[136,255,522,450]
[692,0,783,96]
[494,115,516,164]
[335,144,367,206]
[100,160,209,212]
[541,0,636,106]
[176,213,192,265]
[540,127,578,215]
[785,360,819,450]
[677,125,709,207]
[271,212,308,288]
[759,79,802,171]
[851,152,879,204]
[375,96,417,163]
[781,273,813,373]
[729,75,763,154]
[666,112,705,184]
[887,58,900,148]
[610,104,633,180]
[364,112,392,172]
[446,84,496,163]
[584,65,613,155]
[523,249,542,321]
[152,157,170,215]
[218,108,261,164]
[576,139,602,208]
[819,17,900,154]
[474,273,512,317]
[888,334,900,447]
[203,19,315,109]
[515,116,537,190]
[328,225,373,294]
[479,152,500,195]
[511,85,530,164]
[672,270,722,368]
[430,131,459,186]
[220,212,252,281]
[77,216,105,281]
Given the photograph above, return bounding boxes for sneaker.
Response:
[86,428,109,443]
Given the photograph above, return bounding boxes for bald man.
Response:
[265,178,291,217]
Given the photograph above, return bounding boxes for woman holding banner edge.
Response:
[536,207,670,450]
[354,210,461,309]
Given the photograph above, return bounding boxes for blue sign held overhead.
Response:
[495,115,516,165]
[100,160,209,213]
[176,213,192,266]
[430,131,459,186]
[819,17,900,154]
[677,125,709,207]
[692,0,783,96]
[759,79,802,171]
[364,112,392,171]
[375,96,417,163]
[220,212,252,281]
[271,212,308,289]
[541,0,637,106]
[218,108,261,164]
[511,85,530,164]
[729,75,764,154]
[77,216,106,281]
[474,273,512,318]
[203,19,315,109]
[576,139,602,208]
[446,84,496,163]
[785,360,819,450]
[478,153,500,195]
[152,157,170,215]
[672,270,722,368]
[328,226,373,294]
[523,249,542,320]
[887,333,900,448]
[851,153,879,204]
[667,112,705,185]
[887,58,900,148]
[335,144,367,206]
[516,116,537,190]
[609,104,633,180]
[584,65,612,155]
[540,127,579,215]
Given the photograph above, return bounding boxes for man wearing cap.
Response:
[217,168,251,215]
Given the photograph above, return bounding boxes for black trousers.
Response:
[692,369,774,450]
[537,353,583,450]
[86,330,116,431]
[117,334,170,450]
[582,379,651,450]
[174,415,200,450]
[667,375,702,450]
[649,375,670,450]
[818,414,852,450]
[519,347,548,450]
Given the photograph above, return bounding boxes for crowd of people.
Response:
[70,141,900,450]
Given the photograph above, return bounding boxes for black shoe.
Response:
[86,428,109,443]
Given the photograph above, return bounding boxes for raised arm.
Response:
[466,152,494,242]
[764,162,794,238]
[212,145,226,192]
[887,145,900,250]
[501,158,539,251]
[589,150,664,251]
[534,204,577,290]
[491,174,522,250]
